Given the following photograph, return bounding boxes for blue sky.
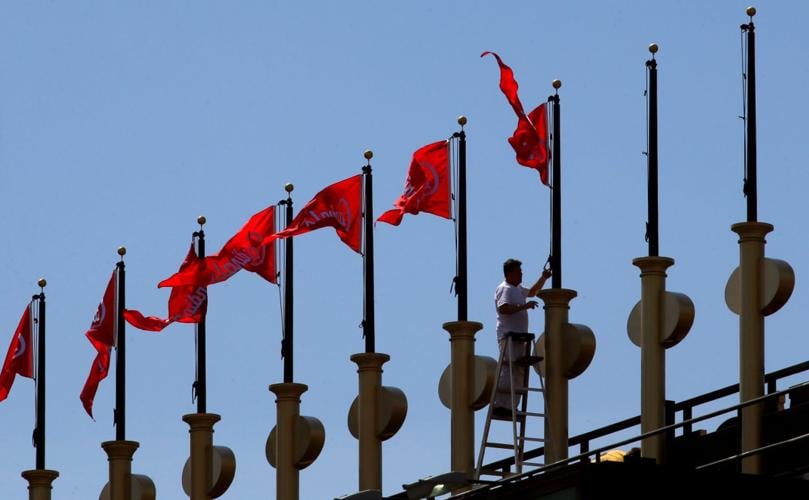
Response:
[2,2,809,498]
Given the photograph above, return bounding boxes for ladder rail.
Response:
[476,332,550,479]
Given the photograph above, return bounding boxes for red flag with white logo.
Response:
[0,304,34,402]
[125,243,208,332]
[158,206,277,288]
[482,51,549,185]
[378,141,451,226]
[273,175,363,253]
[80,272,116,418]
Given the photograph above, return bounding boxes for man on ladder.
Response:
[492,259,551,418]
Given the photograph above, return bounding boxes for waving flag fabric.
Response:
[126,244,208,332]
[378,140,451,226]
[0,304,34,402]
[482,51,549,185]
[159,205,277,288]
[273,175,363,253]
[80,272,116,418]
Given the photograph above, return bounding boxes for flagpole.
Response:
[743,8,757,222]
[115,247,126,441]
[34,278,46,470]
[362,150,375,353]
[647,44,660,257]
[550,80,562,288]
[456,116,468,321]
[194,216,207,414]
[282,184,294,383]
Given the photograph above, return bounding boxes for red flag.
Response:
[273,175,363,253]
[0,304,34,402]
[80,340,111,419]
[378,141,451,226]
[80,272,116,418]
[125,244,208,332]
[158,206,277,288]
[482,51,549,185]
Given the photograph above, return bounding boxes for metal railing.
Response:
[478,359,809,479]
[460,378,809,496]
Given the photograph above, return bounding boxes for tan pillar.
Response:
[732,221,772,475]
[182,413,221,500]
[442,321,483,477]
[633,256,674,463]
[536,288,577,463]
[269,383,308,500]
[101,440,139,500]
[350,352,389,491]
[21,469,59,500]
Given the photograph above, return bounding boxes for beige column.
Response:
[101,440,139,500]
[442,321,483,477]
[269,383,308,500]
[182,413,221,500]
[536,288,577,464]
[350,352,389,491]
[633,256,674,463]
[732,221,772,475]
[21,469,59,500]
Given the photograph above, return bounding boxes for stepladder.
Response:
[475,332,549,480]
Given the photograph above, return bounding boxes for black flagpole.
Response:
[456,116,468,321]
[647,44,660,257]
[194,216,207,414]
[362,151,375,353]
[550,81,562,289]
[282,184,294,382]
[34,279,46,469]
[115,247,126,441]
[742,7,757,222]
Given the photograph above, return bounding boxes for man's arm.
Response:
[527,268,553,297]
[497,301,538,315]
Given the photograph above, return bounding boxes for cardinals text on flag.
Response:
[0,304,34,402]
[378,140,452,226]
[80,272,116,418]
[482,51,549,185]
[159,205,277,289]
[125,243,208,332]
[273,175,363,253]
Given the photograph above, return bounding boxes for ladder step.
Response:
[515,355,544,366]
[519,436,545,443]
[479,468,508,477]
[523,461,545,467]
[524,387,544,392]
[485,442,515,450]
[516,411,545,417]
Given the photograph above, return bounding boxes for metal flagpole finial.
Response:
[37,278,47,290]
[363,150,373,172]
[197,215,206,228]
[284,183,294,193]
[552,79,562,94]
[746,6,756,18]
[458,115,468,128]
[648,43,659,57]
[117,246,126,260]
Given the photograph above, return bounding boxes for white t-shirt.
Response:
[494,281,530,339]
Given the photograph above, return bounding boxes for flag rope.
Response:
[740,28,748,197]
[31,300,37,448]
[547,102,554,262]
[192,234,199,404]
[276,203,285,358]
[450,135,460,296]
